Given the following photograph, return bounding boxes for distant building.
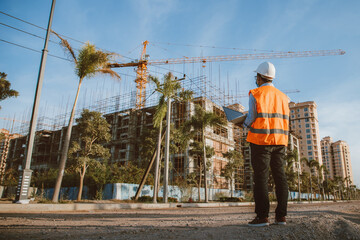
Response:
[321,137,354,186]
[104,97,238,190]
[289,101,323,171]
[0,129,22,183]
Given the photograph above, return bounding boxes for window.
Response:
[305,118,309,122]
[306,129,310,133]
[297,114,300,117]
[308,146,312,150]
[297,109,300,112]
[308,152,313,156]
[291,110,294,113]
[304,107,308,111]
[306,124,310,128]
[307,140,311,144]
[305,113,309,117]
[307,135,311,139]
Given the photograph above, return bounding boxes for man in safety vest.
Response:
[243,62,289,227]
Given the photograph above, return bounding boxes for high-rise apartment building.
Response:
[321,137,354,186]
[321,136,334,178]
[289,101,323,170]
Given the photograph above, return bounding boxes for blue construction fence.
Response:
[41,183,334,201]
[42,183,243,201]
[102,183,244,202]
[41,186,89,201]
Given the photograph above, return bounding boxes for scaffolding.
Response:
[1,75,244,137]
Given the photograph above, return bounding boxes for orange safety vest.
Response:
[246,85,289,146]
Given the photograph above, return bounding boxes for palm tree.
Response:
[188,141,215,201]
[301,157,317,201]
[185,104,226,202]
[149,73,193,203]
[285,149,298,199]
[312,161,321,200]
[222,150,243,198]
[333,176,345,200]
[52,33,120,202]
[323,178,336,200]
[0,72,19,109]
[317,164,328,200]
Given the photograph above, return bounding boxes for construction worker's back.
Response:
[246,85,289,146]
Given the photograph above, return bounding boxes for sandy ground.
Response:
[0,201,359,240]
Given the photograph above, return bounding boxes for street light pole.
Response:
[14,0,56,204]
[163,98,171,203]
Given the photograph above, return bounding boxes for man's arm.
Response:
[243,93,257,128]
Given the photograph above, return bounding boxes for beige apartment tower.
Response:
[289,101,323,170]
[321,137,354,186]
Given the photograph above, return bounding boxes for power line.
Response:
[0,10,46,30]
[151,41,287,53]
[0,10,135,61]
[0,38,137,78]
[0,22,59,45]
[0,10,84,45]
[0,38,72,62]
[0,21,83,52]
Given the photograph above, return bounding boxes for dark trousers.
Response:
[250,143,288,219]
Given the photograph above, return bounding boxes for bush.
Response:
[132,196,178,203]
[243,192,254,202]
[214,192,229,200]
[219,197,242,202]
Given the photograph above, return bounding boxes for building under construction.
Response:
[2,76,252,192]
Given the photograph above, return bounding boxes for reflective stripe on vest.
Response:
[246,85,289,146]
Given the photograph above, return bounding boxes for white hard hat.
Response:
[255,62,275,80]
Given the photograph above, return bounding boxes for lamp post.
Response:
[14,0,56,203]
[163,98,171,203]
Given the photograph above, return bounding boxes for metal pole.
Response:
[297,161,301,201]
[153,121,162,203]
[14,0,56,204]
[163,98,171,203]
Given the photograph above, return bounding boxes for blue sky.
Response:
[1,0,360,186]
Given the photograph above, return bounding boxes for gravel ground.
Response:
[0,201,359,240]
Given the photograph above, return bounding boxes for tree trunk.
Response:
[52,80,83,202]
[309,172,313,201]
[77,171,85,201]
[77,163,86,201]
[198,164,202,202]
[317,175,320,200]
[297,162,301,201]
[202,128,208,202]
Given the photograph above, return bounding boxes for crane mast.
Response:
[108,41,345,109]
[135,40,149,109]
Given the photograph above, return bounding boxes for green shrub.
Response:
[132,196,178,203]
[219,197,241,202]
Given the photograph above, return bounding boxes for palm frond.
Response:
[96,68,121,81]
[153,102,167,128]
[149,75,161,88]
[51,30,77,64]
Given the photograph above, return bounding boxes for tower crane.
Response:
[108,41,345,108]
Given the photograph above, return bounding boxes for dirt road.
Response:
[0,201,359,240]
